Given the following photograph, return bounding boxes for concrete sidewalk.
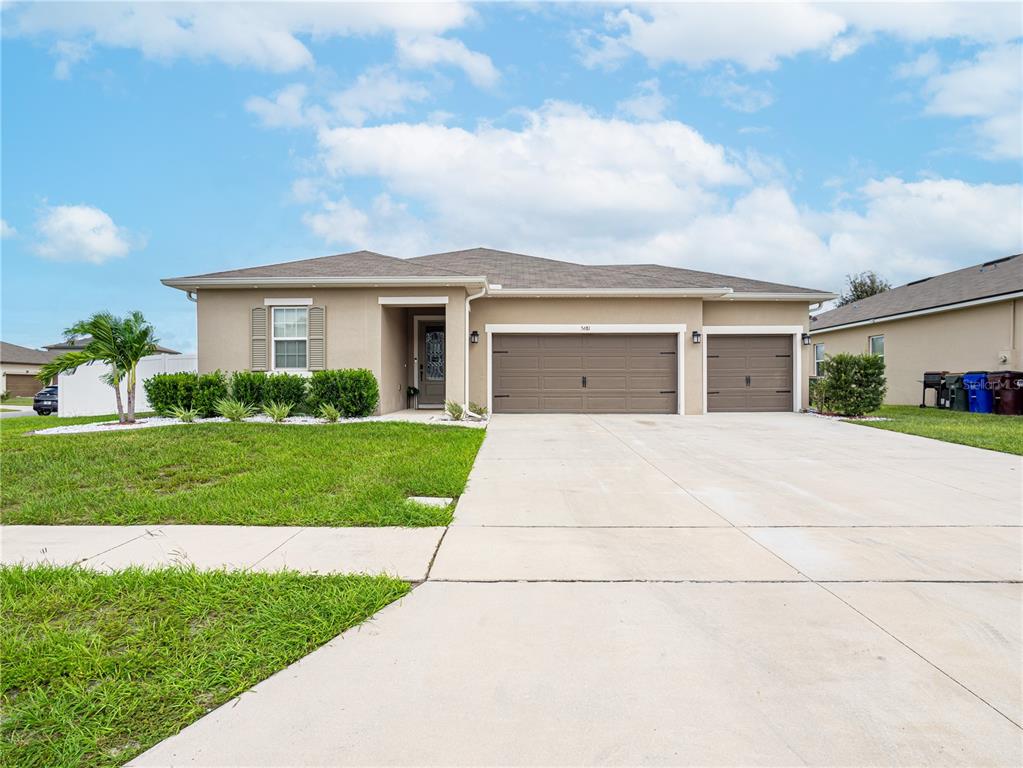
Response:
[0,525,444,581]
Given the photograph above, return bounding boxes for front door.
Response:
[417,321,446,407]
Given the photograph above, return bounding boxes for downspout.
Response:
[185,290,198,303]
[464,283,487,412]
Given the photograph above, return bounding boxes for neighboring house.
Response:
[0,342,56,396]
[810,254,1023,405]
[44,336,182,355]
[162,248,835,415]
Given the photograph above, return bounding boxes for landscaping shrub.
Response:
[318,403,341,423]
[445,400,464,420]
[339,369,379,417]
[814,353,886,417]
[308,369,380,417]
[215,397,255,422]
[168,405,199,423]
[231,371,266,406]
[263,401,293,422]
[262,373,307,409]
[192,372,229,417]
[143,372,197,416]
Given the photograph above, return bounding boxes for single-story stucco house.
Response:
[0,341,56,396]
[163,248,836,415]
[810,253,1022,405]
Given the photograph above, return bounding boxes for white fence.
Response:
[58,353,198,417]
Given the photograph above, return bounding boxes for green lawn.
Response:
[848,405,1023,455]
[1,416,485,526]
[1,565,409,768]
[1,396,35,406]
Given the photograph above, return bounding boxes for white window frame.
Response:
[702,325,804,413]
[483,323,686,416]
[271,306,309,371]
[813,342,826,377]
[868,334,885,359]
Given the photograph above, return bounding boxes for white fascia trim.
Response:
[378,296,449,306]
[485,323,686,416]
[162,275,488,290]
[715,292,838,302]
[487,288,730,298]
[809,291,1023,335]
[702,325,804,414]
[264,297,312,306]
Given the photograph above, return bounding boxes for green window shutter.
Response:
[307,306,326,370]
[251,307,269,371]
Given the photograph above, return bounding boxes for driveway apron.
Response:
[133,413,1023,767]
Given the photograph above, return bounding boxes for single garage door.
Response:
[707,335,793,412]
[492,334,677,414]
[4,374,41,397]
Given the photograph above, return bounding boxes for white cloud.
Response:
[8,2,484,76]
[894,50,940,80]
[396,34,499,88]
[578,2,1022,71]
[296,104,1021,290]
[331,67,432,126]
[615,79,668,121]
[33,204,138,264]
[51,39,90,79]
[920,44,1023,159]
[706,77,775,113]
[1,219,16,238]
[246,84,311,129]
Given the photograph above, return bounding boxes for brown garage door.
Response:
[707,335,793,412]
[492,334,677,414]
[5,374,42,397]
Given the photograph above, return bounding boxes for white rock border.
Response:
[30,412,488,436]
[805,411,891,422]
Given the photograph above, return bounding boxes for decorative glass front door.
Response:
[417,322,445,406]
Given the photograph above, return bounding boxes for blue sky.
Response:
[2,2,1021,353]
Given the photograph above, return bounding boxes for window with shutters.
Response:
[272,307,308,370]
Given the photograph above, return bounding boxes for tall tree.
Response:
[837,271,891,306]
[38,311,159,424]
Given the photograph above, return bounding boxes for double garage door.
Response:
[492,334,677,414]
[491,332,794,414]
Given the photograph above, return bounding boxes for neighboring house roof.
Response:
[44,337,181,355]
[811,253,1023,333]
[0,341,57,366]
[165,247,833,299]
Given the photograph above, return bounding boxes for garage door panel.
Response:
[707,334,793,413]
[493,333,677,414]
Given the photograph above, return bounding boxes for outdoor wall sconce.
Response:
[691,330,702,344]
[470,330,480,344]
[801,333,812,346]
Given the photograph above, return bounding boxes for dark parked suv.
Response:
[33,385,59,416]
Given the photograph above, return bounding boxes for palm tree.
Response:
[39,311,159,424]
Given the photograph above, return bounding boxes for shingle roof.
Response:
[410,248,829,293]
[171,250,467,280]
[168,246,831,295]
[43,337,181,355]
[811,254,1023,331]
[0,341,57,366]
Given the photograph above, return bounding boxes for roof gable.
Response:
[812,254,1023,331]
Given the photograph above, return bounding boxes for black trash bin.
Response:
[989,371,1023,416]
[944,373,968,411]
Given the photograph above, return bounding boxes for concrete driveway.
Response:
[134,414,1022,767]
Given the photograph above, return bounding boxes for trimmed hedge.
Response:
[230,371,266,406]
[813,353,886,417]
[262,373,308,409]
[143,371,228,417]
[308,369,380,417]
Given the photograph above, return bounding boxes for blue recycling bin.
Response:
[963,372,993,414]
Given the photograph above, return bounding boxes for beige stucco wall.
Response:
[195,286,470,414]
[811,299,1020,405]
